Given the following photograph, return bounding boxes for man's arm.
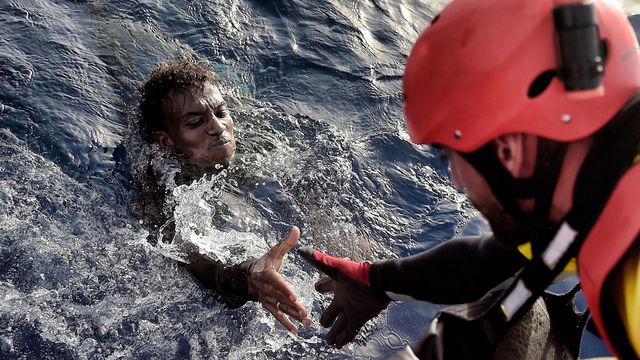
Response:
[185,253,256,308]
[304,234,528,348]
[185,227,311,334]
[370,234,528,304]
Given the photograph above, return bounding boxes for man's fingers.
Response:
[301,316,312,327]
[256,282,299,308]
[256,270,299,302]
[327,315,348,346]
[335,326,358,349]
[315,275,335,294]
[258,291,310,329]
[263,227,300,272]
[262,302,297,334]
[252,275,305,315]
[276,226,300,258]
[320,299,341,328]
[260,294,279,309]
[251,226,307,333]
[276,301,311,326]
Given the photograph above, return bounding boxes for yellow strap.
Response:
[615,250,640,358]
[517,242,534,259]
[517,242,577,273]
[634,154,640,164]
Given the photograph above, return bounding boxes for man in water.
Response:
[301,0,640,358]
[137,58,311,334]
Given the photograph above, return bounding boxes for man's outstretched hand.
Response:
[299,247,390,348]
[315,275,390,348]
[248,226,311,334]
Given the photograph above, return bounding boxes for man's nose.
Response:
[206,112,225,136]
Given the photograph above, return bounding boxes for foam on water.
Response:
[0,127,339,359]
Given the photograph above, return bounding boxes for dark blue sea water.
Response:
[0,1,638,359]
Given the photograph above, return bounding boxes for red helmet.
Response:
[403,0,640,152]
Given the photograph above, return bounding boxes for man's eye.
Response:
[215,106,228,118]
[187,117,204,127]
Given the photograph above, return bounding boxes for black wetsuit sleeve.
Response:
[184,253,258,309]
[369,234,528,304]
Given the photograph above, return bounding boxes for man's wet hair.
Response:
[138,58,218,142]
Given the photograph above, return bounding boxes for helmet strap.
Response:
[461,137,568,249]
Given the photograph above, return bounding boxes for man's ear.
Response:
[495,133,537,178]
[153,131,175,151]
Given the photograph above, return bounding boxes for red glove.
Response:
[298,246,371,285]
[299,246,390,348]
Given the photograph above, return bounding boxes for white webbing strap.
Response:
[500,279,532,321]
[501,222,578,321]
[541,222,578,269]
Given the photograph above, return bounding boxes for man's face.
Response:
[443,148,519,245]
[158,83,236,164]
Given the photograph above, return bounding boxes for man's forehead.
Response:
[162,83,222,113]
[191,82,222,99]
[171,83,221,101]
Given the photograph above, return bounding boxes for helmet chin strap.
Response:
[461,137,568,249]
